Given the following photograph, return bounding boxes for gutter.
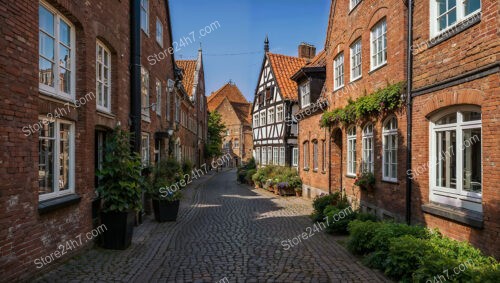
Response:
[405,0,414,225]
[130,0,141,153]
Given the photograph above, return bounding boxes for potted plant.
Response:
[146,159,183,222]
[295,187,303,197]
[96,128,143,250]
[354,171,376,191]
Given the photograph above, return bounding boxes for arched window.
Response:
[347,126,356,176]
[312,140,319,171]
[303,141,310,170]
[362,123,374,173]
[430,106,482,212]
[382,117,398,181]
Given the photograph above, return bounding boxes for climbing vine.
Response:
[320,81,406,127]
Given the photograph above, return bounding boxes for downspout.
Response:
[130,0,141,153]
[328,125,331,194]
[405,0,414,225]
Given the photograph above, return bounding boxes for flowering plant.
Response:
[354,171,376,190]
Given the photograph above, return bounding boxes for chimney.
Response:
[298,42,316,60]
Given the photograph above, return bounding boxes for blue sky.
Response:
[169,0,331,102]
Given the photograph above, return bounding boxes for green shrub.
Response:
[384,235,430,281]
[356,212,377,222]
[324,206,357,234]
[347,220,383,255]
[182,160,193,176]
[311,193,341,222]
[245,169,256,185]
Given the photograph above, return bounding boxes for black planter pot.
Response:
[100,210,135,250]
[152,199,180,222]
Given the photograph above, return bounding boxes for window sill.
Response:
[346,174,356,179]
[369,62,387,74]
[97,110,115,119]
[39,91,76,105]
[303,168,310,172]
[38,194,81,215]
[350,76,362,83]
[428,12,481,49]
[422,202,483,229]
[321,171,327,175]
[381,178,399,184]
[333,86,344,93]
[142,115,151,123]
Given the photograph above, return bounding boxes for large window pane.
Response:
[59,124,70,191]
[464,0,481,15]
[436,130,456,189]
[462,128,481,193]
[39,6,54,35]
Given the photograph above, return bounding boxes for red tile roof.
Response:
[306,50,327,68]
[208,83,252,124]
[267,53,307,100]
[176,60,197,96]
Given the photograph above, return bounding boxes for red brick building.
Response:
[409,0,499,257]
[318,0,409,221]
[0,0,201,280]
[208,82,252,166]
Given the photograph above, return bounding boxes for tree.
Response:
[206,111,226,158]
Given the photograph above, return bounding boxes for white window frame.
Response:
[156,18,163,47]
[312,140,319,171]
[303,142,309,170]
[300,82,311,108]
[234,139,239,148]
[38,118,75,201]
[175,94,180,122]
[254,113,260,127]
[155,80,162,116]
[39,1,76,100]
[262,147,268,165]
[255,147,261,165]
[322,140,327,172]
[96,40,112,113]
[260,110,266,126]
[267,146,273,165]
[350,0,362,11]
[268,107,275,124]
[140,0,149,34]
[141,133,150,166]
[382,117,398,182]
[429,106,482,212]
[334,53,344,90]
[273,147,279,165]
[429,0,481,38]
[292,148,299,167]
[370,19,387,71]
[347,126,357,176]
[279,147,285,166]
[276,105,284,122]
[350,39,362,81]
[141,67,150,119]
[362,123,374,173]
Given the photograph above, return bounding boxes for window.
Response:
[175,95,180,122]
[350,0,362,10]
[141,133,150,166]
[347,126,357,176]
[268,146,273,165]
[262,147,267,165]
[312,140,319,171]
[141,67,150,119]
[431,0,480,36]
[95,41,112,112]
[38,118,74,200]
[276,105,284,122]
[371,19,387,70]
[234,139,239,148]
[255,147,261,165]
[350,39,362,81]
[382,117,398,181]
[254,113,260,127]
[155,80,161,116]
[292,148,299,167]
[166,79,174,121]
[268,107,275,123]
[303,141,309,169]
[334,53,344,90]
[140,0,149,34]
[156,18,163,46]
[273,147,279,165]
[430,107,482,211]
[39,2,75,99]
[260,110,266,126]
[279,147,285,166]
[300,82,311,108]
[322,140,327,172]
[362,123,374,173]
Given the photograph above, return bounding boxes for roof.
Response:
[306,50,327,68]
[207,83,249,111]
[229,101,252,125]
[176,60,197,96]
[267,53,307,100]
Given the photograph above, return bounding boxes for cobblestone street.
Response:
[35,169,388,283]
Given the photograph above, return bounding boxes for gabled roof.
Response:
[208,83,249,111]
[267,53,307,100]
[291,50,327,81]
[228,100,252,125]
[306,50,327,68]
[176,60,197,97]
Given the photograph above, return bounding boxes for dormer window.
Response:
[300,82,311,108]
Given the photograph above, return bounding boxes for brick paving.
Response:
[35,169,389,283]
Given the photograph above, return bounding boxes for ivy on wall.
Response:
[320,81,406,127]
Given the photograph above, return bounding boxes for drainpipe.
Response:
[130,0,141,153]
[405,0,414,225]
[328,125,331,194]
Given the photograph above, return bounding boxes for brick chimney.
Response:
[298,43,316,60]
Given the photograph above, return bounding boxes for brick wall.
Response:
[322,0,408,220]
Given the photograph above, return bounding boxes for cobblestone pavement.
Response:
[35,169,389,283]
